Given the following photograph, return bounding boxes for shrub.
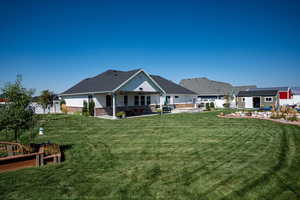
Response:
[74,111,82,115]
[82,100,88,116]
[205,103,210,111]
[223,103,230,108]
[61,104,68,114]
[89,100,95,116]
[116,111,125,118]
[286,114,298,122]
[209,102,215,109]
[60,99,66,107]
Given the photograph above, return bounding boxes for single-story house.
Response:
[248,87,292,106]
[236,90,279,109]
[0,94,7,105]
[60,69,196,118]
[30,95,61,114]
[180,77,256,108]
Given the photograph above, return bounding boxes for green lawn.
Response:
[1,112,300,200]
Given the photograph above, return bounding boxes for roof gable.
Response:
[117,71,163,93]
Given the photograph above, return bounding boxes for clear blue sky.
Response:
[1,0,300,94]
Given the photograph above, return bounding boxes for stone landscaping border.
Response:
[218,114,300,127]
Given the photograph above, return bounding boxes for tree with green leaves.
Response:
[0,75,35,141]
[38,90,54,114]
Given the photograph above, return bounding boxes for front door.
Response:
[253,97,260,108]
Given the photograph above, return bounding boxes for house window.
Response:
[264,97,273,102]
[175,96,179,98]
[134,96,139,106]
[242,98,245,102]
[165,96,170,105]
[146,96,151,105]
[88,95,93,102]
[124,96,128,106]
[106,95,112,107]
[141,96,145,106]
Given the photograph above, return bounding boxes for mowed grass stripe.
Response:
[1,112,300,200]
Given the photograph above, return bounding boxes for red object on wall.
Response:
[279,92,288,99]
[279,89,292,99]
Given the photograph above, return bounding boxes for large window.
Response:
[106,95,112,107]
[141,96,145,106]
[134,96,139,106]
[88,95,93,102]
[165,96,170,105]
[146,96,151,105]
[124,96,128,106]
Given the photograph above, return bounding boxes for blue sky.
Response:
[0,0,300,94]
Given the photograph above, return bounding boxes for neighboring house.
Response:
[236,90,279,109]
[291,87,300,105]
[60,69,196,118]
[30,95,61,114]
[0,94,7,105]
[180,77,256,108]
[248,87,292,105]
[231,85,258,108]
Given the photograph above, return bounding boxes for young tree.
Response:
[0,75,35,141]
[38,90,54,113]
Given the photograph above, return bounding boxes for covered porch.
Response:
[94,91,163,119]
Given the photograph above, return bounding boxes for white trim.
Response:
[60,91,112,96]
[113,69,166,94]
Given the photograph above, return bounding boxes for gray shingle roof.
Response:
[180,78,256,96]
[61,69,196,95]
[248,87,289,92]
[150,75,196,95]
[62,69,140,95]
[237,90,278,97]
[232,85,257,96]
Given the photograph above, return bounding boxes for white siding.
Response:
[64,95,88,107]
[170,94,194,104]
[293,95,300,104]
[279,95,300,105]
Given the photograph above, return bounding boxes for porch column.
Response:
[112,93,116,119]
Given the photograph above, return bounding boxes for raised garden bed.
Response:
[0,142,61,173]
